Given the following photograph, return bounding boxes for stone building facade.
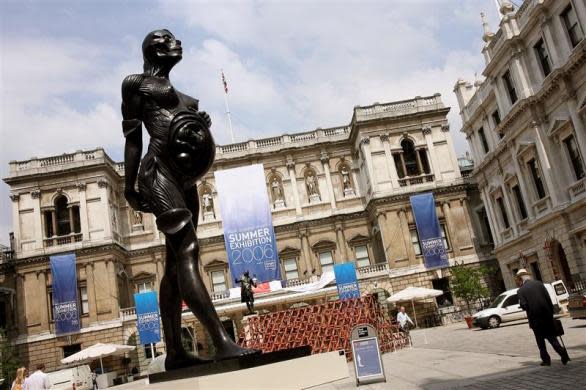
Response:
[1,93,495,374]
[454,0,586,290]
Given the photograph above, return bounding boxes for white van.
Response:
[47,365,93,390]
[472,280,568,329]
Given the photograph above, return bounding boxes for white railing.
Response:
[354,94,443,121]
[357,263,389,278]
[284,277,313,287]
[256,136,282,148]
[290,132,316,142]
[398,174,435,187]
[44,233,83,247]
[210,290,231,301]
[11,149,107,173]
[120,307,136,321]
[532,196,550,215]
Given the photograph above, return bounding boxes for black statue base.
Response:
[149,346,312,383]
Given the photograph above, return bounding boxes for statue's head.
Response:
[142,29,182,75]
[244,271,250,277]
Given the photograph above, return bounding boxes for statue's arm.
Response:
[121,74,146,211]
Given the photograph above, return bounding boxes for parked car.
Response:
[47,365,93,390]
[568,290,586,319]
[472,280,568,329]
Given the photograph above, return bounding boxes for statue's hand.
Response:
[125,189,150,212]
[199,111,212,128]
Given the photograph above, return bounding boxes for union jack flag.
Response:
[221,71,228,94]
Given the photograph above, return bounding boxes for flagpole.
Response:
[221,70,235,143]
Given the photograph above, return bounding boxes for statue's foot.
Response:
[214,341,261,362]
[165,351,212,371]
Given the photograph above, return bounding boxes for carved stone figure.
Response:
[235,270,257,315]
[306,173,318,195]
[122,29,258,370]
[341,166,351,190]
[271,177,283,200]
[133,210,143,225]
[202,192,213,213]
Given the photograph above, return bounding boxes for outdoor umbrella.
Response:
[60,343,136,373]
[387,286,444,327]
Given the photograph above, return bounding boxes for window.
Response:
[401,140,420,176]
[478,209,494,244]
[144,344,156,359]
[282,258,299,280]
[502,294,519,308]
[318,251,334,274]
[0,301,7,329]
[211,271,227,292]
[530,262,543,281]
[355,245,371,268]
[496,197,510,229]
[419,150,431,174]
[534,38,552,76]
[63,344,81,358]
[44,211,54,237]
[502,70,518,104]
[511,185,528,220]
[48,289,53,321]
[55,196,71,236]
[410,229,421,256]
[562,4,584,48]
[527,158,546,199]
[79,286,89,315]
[440,224,450,250]
[492,110,501,127]
[136,280,154,293]
[478,127,489,154]
[393,154,405,178]
[563,135,585,180]
[432,278,453,307]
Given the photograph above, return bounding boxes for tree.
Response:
[450,262,490,315]
[0,328,21,390]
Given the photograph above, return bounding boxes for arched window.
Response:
[55,196,71,236]
[402,140,419,176]
[393,140,431,179]
[44,194,81,245]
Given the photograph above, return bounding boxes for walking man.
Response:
[23,364,50,390]
[397,306,415,333]
[516,269,570,366]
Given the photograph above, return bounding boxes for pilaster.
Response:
[380,133,399,188]
[287,158,302,216]
[77,182,90,241]
[320,152,337,210]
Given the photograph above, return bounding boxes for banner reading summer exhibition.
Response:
[215,164,281,283]
[134,291,161,345]
[410,193,449,269]
[50,253,80,335]
[334,262,361,300]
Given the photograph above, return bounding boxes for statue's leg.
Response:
[156,208,260,361]
[160,243,210,370]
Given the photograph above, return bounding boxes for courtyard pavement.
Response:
[315,316,586,390]
[114,316,585,389]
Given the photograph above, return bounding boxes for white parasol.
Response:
[60,343,136,373]
[387,286,444,327]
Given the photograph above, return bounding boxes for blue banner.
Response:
[334,263,360,300]
[50,253,80,335]
[134,291,161,345]
[410,193,449,269]
[215,164,281,283]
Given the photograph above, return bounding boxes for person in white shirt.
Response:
[23,364,50,390]
[396,306,415,332]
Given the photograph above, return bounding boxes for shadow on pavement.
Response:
[421,355,586,390]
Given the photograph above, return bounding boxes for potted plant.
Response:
[450,262,490,328]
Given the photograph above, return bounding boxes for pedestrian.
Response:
[23,364,50,390]
[11,367,27,390]
[397,306,415,333]
[516,269,570,366]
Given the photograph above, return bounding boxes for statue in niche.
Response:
[271,176,285,208]
[121,29,258,370]
[133,210,143,225]
[340,165,355,196]
[306,171,320,202]
[202,191,214,217]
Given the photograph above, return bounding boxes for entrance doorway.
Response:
[552,241,574,289]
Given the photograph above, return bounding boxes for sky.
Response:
[0,0,503,245]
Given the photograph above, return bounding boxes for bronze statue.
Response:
[235,271,257,315]
[121,29,258,370]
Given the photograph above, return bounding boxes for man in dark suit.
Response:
[516,269,570,366]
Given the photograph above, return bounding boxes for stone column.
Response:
[415,149,424,175]
[107,259,119,317]
[68,206,75,233]
[31,190,43,249]
[380,133,399,188]
[398,208,417,265]
[38,271,49,332]
[335,225,348,262]
[500,183,518,235]
[359,137,376,192]
[399,153,407,177]
[510,53,531,99]
[562,78,586,156]
[422,127,439,181]
[287,159,302,216]
[85,263,98,324]
[510,147,535,219]
[320,153,337,210]
[532,122,563,206]
[16,274,26,334]
[376,211,394,267]
[441,201,460,257]
[480,187,500,245]
[51,210,57,237]
[572,0,586,32]
[77,182,90,240]
[459,197,475,243]
[300,231,313,275]
[98,179,112,239]
[541,17,561,67]
[10,194,21,252]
